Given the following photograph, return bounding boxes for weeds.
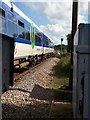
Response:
[53,55,70,77]
[51,55,70,89]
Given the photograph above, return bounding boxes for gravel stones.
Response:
[1,57,59,119]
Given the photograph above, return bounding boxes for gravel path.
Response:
[1,57,60,119]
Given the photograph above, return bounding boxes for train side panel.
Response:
[1,1,54,61]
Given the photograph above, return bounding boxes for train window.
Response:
[8,20,17,37]
[35,28,38,43]
[0,18,6,33]
[18,20,25,39]
[0,8,5,17]
[8,13,17,23]
[8,13,17,37]
[49,41,51,47]
[0,8,6,33]
[35,33,41,44]
[38,33,41,43]
[26,31,30,40]
[35,34,38,43]
[46,39,48,46]
[26,26,30,40]
[18,20,24,28]
[48,39,50,46]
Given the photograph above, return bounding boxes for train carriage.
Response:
[0,0,54,66]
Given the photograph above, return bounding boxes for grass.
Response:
[49,55,72,103]
[50,55,70,90]
[53,55,70,77]
[49,55,72,119]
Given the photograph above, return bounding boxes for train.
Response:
[0,0,54,67]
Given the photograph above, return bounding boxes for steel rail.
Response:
[13,58,52,81]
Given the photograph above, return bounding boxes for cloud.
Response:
[40,24,68,45]
[19,1,88,45]
[29,2,72,45]
[78,14,86,24]
[78,2,88,23]
[79,2,88,14]
[11,0,90,2]
[39,2,88,45]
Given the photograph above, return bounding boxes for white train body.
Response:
[14,43,44,59]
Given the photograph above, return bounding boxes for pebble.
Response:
[1,57,59,119]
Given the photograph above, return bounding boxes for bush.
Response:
[53,55,70,77]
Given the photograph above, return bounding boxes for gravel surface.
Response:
[1,57,60,119]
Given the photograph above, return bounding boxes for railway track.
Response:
[2,57,65,119]
[14,58,51,81]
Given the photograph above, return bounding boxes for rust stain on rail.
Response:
[14,64,40,81]
[13,58,52,81]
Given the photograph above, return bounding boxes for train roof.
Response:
[2,0,53,43]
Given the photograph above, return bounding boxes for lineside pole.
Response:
[69,1,78,90]
[0,34,2,120]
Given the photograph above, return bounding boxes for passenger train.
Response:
[0,0,54,66]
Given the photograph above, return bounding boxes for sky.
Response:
[9,0,89,45]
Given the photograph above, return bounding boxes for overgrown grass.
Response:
[51,55,70,89]
[50,55,72,102]
[53,55,70,77]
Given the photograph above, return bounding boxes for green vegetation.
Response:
[54,44,68,56]
[54,55,70,77]
[51,55,70,89]
[66,32,72,53]
[50,55,72,102]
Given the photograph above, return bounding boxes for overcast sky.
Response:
[11,0,89,45]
